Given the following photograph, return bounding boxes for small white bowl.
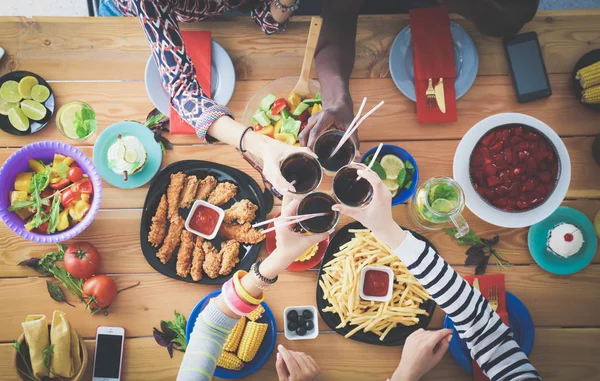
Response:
[184,200,224,240]
[284,305,319,340]
[359,266,394,303]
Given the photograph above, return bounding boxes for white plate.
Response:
[144,40,235,116]
[453,113,571,228]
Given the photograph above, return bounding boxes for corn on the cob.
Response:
[223,317,246,352]
[217,351,244,371]
[247,305,265,322]
[237,321,268,362]
[576,61,600,89]
[582,85,600,104]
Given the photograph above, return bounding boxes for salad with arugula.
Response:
[252,92,323,145]
[8,154,94,234]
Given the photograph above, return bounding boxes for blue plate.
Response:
[185,289,277,379]
[389,21,479,102]
[360,144,419,206]
[444,292,534,374]
[528,206,597,275]
[93,121,162,189]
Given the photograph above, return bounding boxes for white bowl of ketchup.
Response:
[359,266,394,303]
[185,200,225,240]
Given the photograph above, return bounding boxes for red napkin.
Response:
[464,274,509,381]
[409,6,457,123]
[170,31,212,134]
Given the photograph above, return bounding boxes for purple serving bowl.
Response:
[0,141,103,243]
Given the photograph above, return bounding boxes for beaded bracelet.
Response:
[222,279,257,316]
[233,270,264,305]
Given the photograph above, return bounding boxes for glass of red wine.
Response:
[280,153,323,195]
[296,192,340,233]
[312,129,357,174]
[333,163,373,207]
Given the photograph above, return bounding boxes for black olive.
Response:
[297,316,306,326]
[296,326,307,336]
[302,309,313,319]
[305,320,314,330]
[288,321,298,331]
[287,310,299,321]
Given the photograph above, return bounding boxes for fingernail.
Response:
[277,353,281,361]
[447,336,452,343]
[278,344,285,351]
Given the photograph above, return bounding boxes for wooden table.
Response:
[1,10,599,380]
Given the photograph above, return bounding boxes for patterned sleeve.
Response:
[128,0,232,142]
[251,0,288,34]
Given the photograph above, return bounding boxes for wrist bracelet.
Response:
[222,279,257,316]
[252,260,278,285]
[233,270,264,305]
[274,0,300,12]
[239,126,254,153]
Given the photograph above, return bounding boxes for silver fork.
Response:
[425,78,436,109]
[488,286,499,312]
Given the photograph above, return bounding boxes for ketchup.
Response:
[189,205,220,235]
[363,269,390,297]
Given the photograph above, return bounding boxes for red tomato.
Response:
[83,275,117,309]
[40,188,54,198]
[73,178,93,194]
[61,189,79,208]
[36,222,49,234]
[297,110,310,123]
[67,167,83,182]
[271,98,287,115]
[64,242,101,279]
[49,178,70,190]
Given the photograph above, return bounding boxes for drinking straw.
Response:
[253,212,329,229]
[327,97,367,158]
[328,100,384,159]
[259,213,331,234]
[358,143,383,180]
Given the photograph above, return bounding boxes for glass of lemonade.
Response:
[408,177,470,238]
[56,101,98,142]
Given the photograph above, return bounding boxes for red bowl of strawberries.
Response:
[453,113,571,228]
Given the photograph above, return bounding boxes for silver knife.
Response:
[434,78,446,114]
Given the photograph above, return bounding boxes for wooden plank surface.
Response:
[1,199,598,278]
[0,329,598,380]
[1,11,599,81]
[1,75,599,149]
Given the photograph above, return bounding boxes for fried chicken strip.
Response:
[176,230,196,278]
[195,176,218,201]
[224,199,258,225]
[179,175,199,208]
[218,222,265,245]
[156,216,185,264]
[202,241,221,279]
[207,182,238,206]
[148,194,168,247]
[167,172,187,220]
[218,240,241,276]
[190,237,205,282]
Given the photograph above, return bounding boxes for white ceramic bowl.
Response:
[453,113,571,228]
[359,266,394,302]
[184,200,224,240]
[283,305,318,340]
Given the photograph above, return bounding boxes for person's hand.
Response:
[260,138,317,195]
[299,100,357,149]
[331,168,405,248]
[272,195,329,265]
[276,344,321,381]
[391,329,453,381]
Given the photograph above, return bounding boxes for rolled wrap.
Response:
[21,314,49,378]
[50,310,73,377]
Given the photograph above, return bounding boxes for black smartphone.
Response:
[504,32,552,103]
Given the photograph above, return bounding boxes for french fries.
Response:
[319,229,431,341]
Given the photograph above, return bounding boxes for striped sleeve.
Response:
[393,232,541,381]
[177,300,239,381]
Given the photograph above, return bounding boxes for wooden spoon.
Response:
[291,16,323,98]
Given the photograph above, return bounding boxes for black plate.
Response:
[316,221,437,346]
[140,160,269,285]
[0,71,55,135]
[572,49,600,112]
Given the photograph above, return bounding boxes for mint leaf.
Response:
[108,159,116,169]
[404,160,414,171]
[370,161,387,180]
[130,161,141,172]
[397,168,407,188]
[81,104,95,121]
[83,119,97,134]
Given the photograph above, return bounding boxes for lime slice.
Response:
[383,178,400,192]
[390,189,398,198]
[18,76,38,99]
[115,142,126,159]
[594,210,600,238]
[380,154,404,180]
[0,99,18,116]
[60,103,83,139]
[1,81,22,103]
[31,85,50,103]
[20,100,47,121]
[8,107,29,131]
[431,198,454,214]
[124,149,138,163]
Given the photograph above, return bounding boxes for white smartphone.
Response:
[93,326,125,381]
